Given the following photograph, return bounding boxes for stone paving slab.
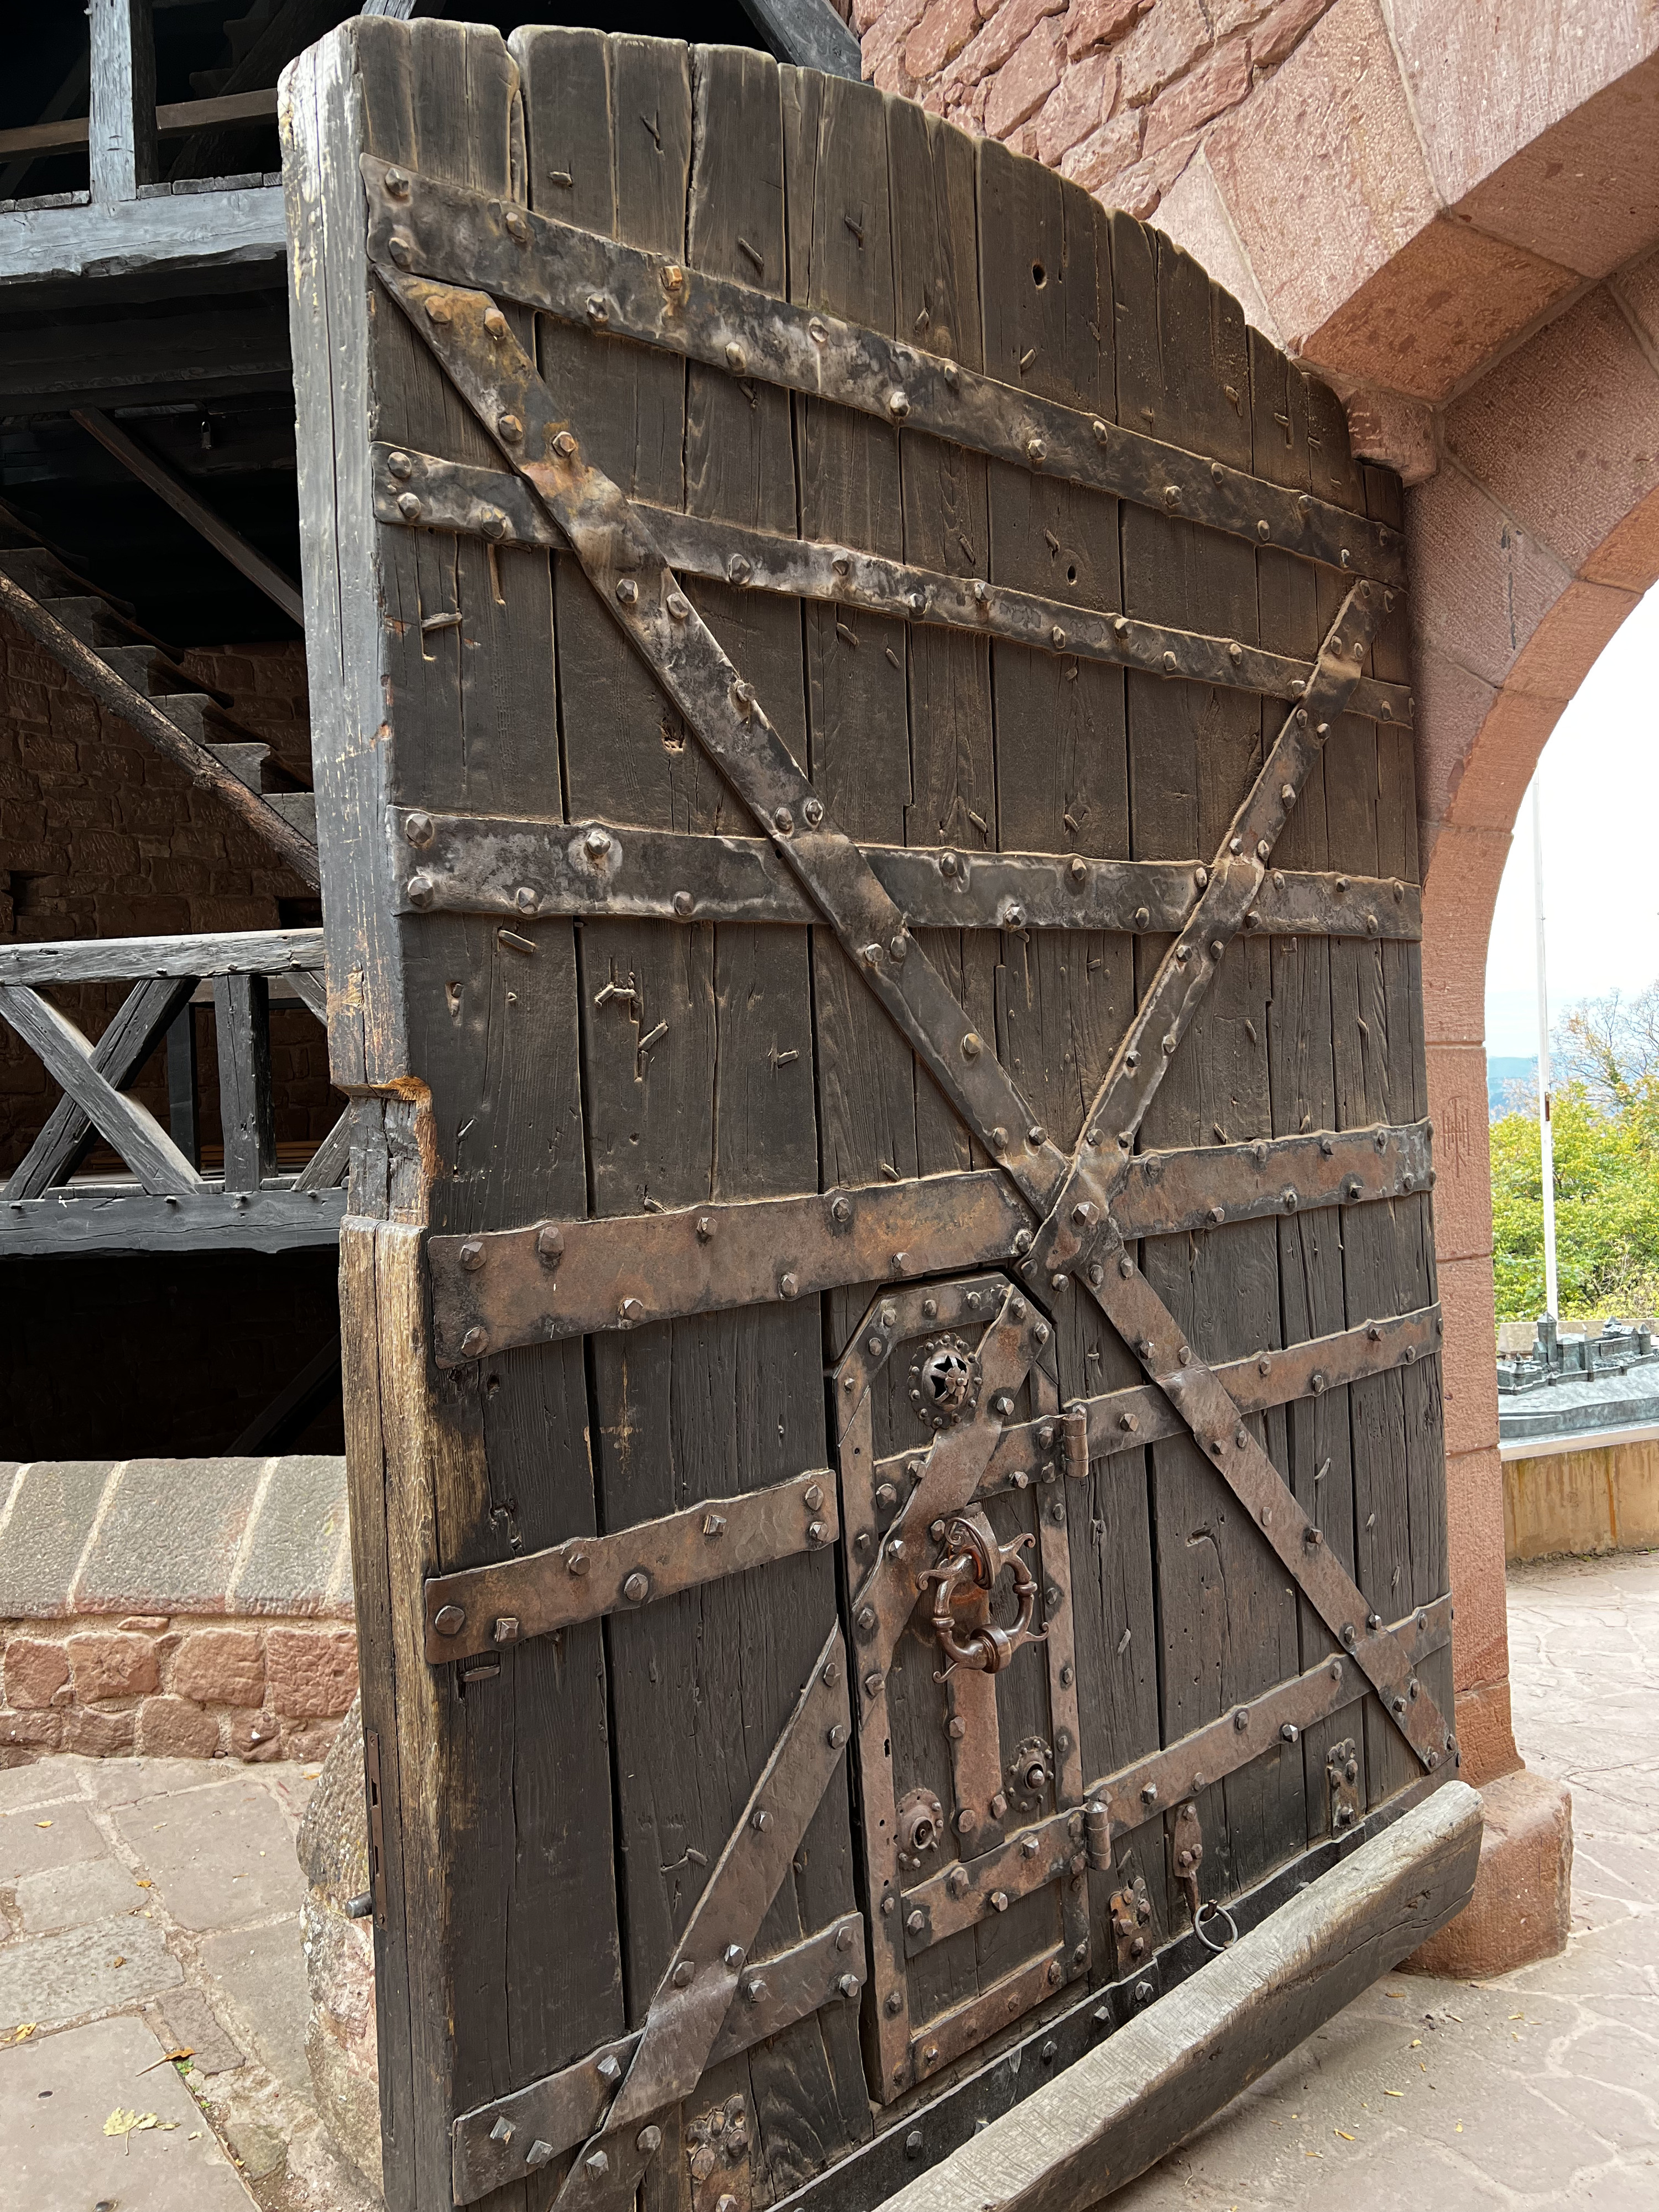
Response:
[1115,1548,1659,2210]
[113,1772,302,1929]
[0,1752,376,2212]
[0,2012,251,2212]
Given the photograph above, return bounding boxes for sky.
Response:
[1483,586,1659,1060]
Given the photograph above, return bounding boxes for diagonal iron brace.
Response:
[378,266,1451,1781]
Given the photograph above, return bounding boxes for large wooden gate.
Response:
[284,18,1466,2209]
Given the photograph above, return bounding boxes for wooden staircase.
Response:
[0,527,319,883]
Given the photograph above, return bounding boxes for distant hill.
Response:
[1488,1056,1537,1118]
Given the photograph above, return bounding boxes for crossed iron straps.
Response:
[363,157,1452,2210]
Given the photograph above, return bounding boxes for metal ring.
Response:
[1193,1900,1239,1953]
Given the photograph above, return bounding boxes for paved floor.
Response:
[1118,1547,1659,2210]
[1,1553,1654,2209]
[0,1755,375,2211]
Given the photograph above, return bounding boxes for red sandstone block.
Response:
[1250,0,1332,69]
[266,1627,358,1719]
[1059,101,1142,192]
[137,1696,222,1759]
[0,1709,62,1751]
[4,1638,69,1710]
[956,0,1064,83]
[62,1705,135,1755]
[1065,0,1146,61]
[171,1627,265,1707]
[1117,0,1211,107]
[905,0,978,80]
[67,1631,160,1703]
[1141,35,1249,154]
[984,23,1064,135]
[228,1708,284,1762]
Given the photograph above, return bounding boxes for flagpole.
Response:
[1533,777,1559,1319]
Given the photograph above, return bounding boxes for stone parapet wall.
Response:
[0,1455,356,1767]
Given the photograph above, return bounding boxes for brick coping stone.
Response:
[0,1458,356,1767]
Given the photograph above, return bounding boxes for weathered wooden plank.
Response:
[286,24,617,2209]
[0,983,204,1197]
[88,0,158,202]
[1249,332,1366,1852]
[0,930,325,987]
[870,1781,1481,2212]
[0,1186,347,1254]
[213,972,276,1193]
[1112,218,1305,1923]
[3,973,194,1199]
[72,408,304,623]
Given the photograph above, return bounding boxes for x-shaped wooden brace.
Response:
[379,262,1454,2200]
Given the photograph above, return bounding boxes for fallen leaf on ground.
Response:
[34,1822,51,1830]
[135,2047,192,2075]
[134,1878,152,1889]
[1410,2038,1422,2048]
[104,2109,160,2150]
[1335,2130,1355,2141]
[1,2025,36,2047]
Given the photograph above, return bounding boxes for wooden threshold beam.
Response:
[864,1782,1481,2212]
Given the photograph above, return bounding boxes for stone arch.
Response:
[859,0,1659,1965]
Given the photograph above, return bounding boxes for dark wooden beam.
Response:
[213,972,278,1192]
[0,91,283,165]
[73,406,304,624]
[89,0,158,203]
[734,0,862,77]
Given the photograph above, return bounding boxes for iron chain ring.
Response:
[907,1333,983,1431]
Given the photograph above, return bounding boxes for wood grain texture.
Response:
[872,1781,1482,2212]
[287,19,1452,2196]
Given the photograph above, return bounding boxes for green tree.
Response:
[1490,984,1659,1321]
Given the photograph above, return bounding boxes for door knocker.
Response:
[920,1509,1045,1679]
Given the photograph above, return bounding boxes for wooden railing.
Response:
[0,929,347,1255]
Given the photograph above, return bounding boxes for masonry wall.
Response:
[859,0,1332,219]
[0,1455,357,1768]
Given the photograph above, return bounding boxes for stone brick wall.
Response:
[858,0,1333,221]
[0,1455,356,1767]
[0,618,336,1178]
[2,1615,357,1764]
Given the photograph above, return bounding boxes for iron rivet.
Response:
[615,577,639,606]
[460,1327,487,1359]
[802,796,825,826]
[459,1239,486,1272]
[432,1604,466,1637]
[674,890,694,916]
[780,1272,799,1297]
[388,234,413,268]
[552,431,578,458]
[484,307,508,341]
[404,811,434,848]
[623,1571,650,1604]
[396,491,422,520]
[1027,436,1047,465]
[497,413,523,444]
[888,389,910,420]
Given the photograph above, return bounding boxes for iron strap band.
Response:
[551,1622,852,2212]
[901,1594,1453,1952]
[426,1124,1433,1365]
[379,268,1444,1782]
[362,157,1406,586]
[393,804,1423,943]
[945,1302,1444,1499]
[371,442,1413,728]
[1022,586,1387,1289]
[1076,1229,1450,1771]
[378,263,1068,1219]
[422,1466,839,1662]
[450,1913,868,2205]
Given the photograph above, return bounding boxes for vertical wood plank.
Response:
[88,0,156,202]
[213,972,275,1192]
[1112,219,1301,1915]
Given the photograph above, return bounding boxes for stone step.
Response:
[0,547,79,598]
